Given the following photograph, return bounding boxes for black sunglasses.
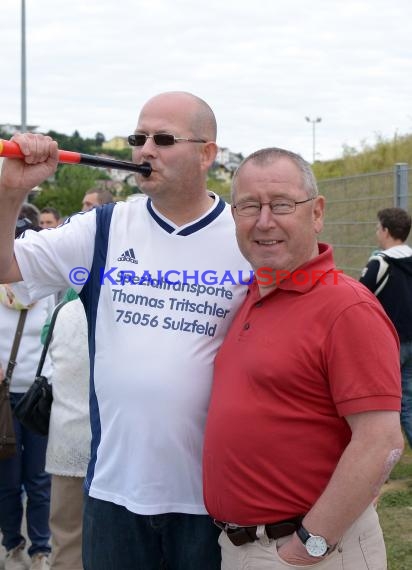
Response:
[128,134,207,147]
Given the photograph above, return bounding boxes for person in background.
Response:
[0,91,250,570]
[203,147,403,570]
[39,208,61,229]
[81,187,114,212]
[360,207,412,449]
[0,208,54,570]
[42,289,90,570]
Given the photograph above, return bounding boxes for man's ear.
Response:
[313,195,325,235]
[200,141,218,171]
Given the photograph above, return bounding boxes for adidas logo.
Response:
[117,248,138,264]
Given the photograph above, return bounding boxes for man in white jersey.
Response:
[0,92,250,570]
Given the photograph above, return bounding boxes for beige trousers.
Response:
[49,475,84,570]
[219,504,387,570]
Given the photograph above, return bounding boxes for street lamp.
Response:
[305,116,321,163]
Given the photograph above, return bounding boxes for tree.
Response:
[95,132,105,146]
[33,164,105,216]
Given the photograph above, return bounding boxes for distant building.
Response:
[212,147,243,180]
[0,123,38,135]
[216,147,230,165]
[102,136,129,151]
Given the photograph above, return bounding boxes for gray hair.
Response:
[231,147,318,200]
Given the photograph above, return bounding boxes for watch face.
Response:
[306,535,328,557]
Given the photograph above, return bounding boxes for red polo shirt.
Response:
[203,244,401,525]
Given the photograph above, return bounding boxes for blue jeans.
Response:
[0,392,51,557]
[82,495,221,570]
[400,341,412,447]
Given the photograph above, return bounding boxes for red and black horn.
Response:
[0,139,151,177]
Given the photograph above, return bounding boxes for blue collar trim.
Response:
[146,196,226,236]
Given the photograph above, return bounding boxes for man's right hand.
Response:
[0,133,59,199]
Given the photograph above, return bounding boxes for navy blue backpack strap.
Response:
[80,202,116,336]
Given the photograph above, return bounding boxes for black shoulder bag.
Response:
[14,300,67,436]
[0,309,28,459]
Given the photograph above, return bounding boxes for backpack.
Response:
[365,252,391,296]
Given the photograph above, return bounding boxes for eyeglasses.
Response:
[233,197,315,217]
[128,134,207,147]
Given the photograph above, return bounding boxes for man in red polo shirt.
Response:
[203,147,404,569]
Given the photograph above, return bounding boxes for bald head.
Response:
[140,91,217,142]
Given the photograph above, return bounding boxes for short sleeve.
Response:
[14,210,96,303]
[325,300,401,417]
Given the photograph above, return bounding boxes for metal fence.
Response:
[318,163,412,278]
[221,163,412,279]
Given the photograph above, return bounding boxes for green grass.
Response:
[378,445,412,569]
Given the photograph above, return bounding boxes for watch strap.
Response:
[296,524,310,545]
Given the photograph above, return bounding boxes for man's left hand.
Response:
[277,532,323,566]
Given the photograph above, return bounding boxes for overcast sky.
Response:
[1,0,411,163]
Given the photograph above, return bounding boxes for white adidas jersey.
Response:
[14,194,251,515]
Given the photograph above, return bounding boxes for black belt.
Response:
[214,515,304,547]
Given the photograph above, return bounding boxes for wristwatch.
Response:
[296,524,330,557]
